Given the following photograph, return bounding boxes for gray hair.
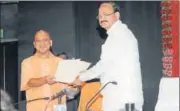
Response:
[1,89,17,111]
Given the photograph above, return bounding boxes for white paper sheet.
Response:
[54,59,91,83]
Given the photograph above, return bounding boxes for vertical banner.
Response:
[171,1,179,77]
[161,1,179,77]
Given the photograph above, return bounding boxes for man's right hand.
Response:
[45,75,56,85]
[28,75,55,87]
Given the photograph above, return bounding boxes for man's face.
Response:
[98,3,119,30]
[33,31,52,54]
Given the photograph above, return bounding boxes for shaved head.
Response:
[34,30,51,41]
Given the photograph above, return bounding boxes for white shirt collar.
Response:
[107,20,122,35]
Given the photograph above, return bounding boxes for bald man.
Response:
[72,2,143,111]
[20,30,67,111]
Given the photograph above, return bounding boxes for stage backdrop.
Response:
[160,1,179,77]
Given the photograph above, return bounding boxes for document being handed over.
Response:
[55,59,91,83]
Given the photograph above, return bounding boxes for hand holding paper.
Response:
[54,59,91,84]
[70,76,85,87]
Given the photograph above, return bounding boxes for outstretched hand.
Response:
[69,76,85,87]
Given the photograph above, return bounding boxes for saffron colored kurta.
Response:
[21,53,66,111]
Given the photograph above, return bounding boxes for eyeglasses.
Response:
[96,12,115,19]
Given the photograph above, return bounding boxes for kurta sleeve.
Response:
[20,59,34,91]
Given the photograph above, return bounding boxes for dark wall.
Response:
[0,2,19,109]
[0,41,18,109]
[74,2,105,63]
[0,2,18,39]
[3,1,162,111]
[18,1,76,59]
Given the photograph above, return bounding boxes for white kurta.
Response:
[80,20,144,111]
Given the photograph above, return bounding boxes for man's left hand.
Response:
[70,76,84,87]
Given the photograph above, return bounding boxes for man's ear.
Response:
[33,42,36,48]
[50,40,53,46]
[115,12,120,20]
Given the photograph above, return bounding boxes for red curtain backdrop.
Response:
[161,1,179,77]
[171,1,179,77]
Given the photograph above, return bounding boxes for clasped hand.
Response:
[45,75,56,85]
